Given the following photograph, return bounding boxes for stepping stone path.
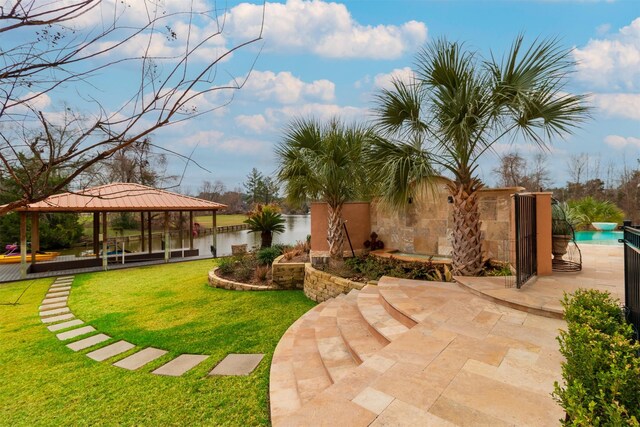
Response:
[39,275,263,377]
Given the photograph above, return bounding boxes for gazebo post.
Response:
[102,212,108,270]
[164,212,170,263]
[20,212,27,279]
[93,213,100,259]
[31,212,39,265]
[140,212,145,252]
[179,211,184,255]
[148,212,153,255]
[211,210,217,258]
[189,211,194,250]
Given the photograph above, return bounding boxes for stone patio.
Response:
[269,244,624,426]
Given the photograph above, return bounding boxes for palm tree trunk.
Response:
[260,231,272,249]
[450,183,484,276]
[327,203,344,260]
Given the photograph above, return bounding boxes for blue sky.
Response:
[15,0,640,194]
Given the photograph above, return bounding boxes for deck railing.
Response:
[622,221,640,340]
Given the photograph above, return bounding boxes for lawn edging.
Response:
[208,267,279,291]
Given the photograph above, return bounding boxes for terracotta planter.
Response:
[552,235,572,260]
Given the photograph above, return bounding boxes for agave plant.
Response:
[244,204,286,249]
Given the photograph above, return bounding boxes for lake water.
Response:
[72,215,312,257]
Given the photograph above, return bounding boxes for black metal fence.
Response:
[622,221,640,340]
[514,194,537,289]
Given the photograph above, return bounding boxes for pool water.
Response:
[574,231,623,245]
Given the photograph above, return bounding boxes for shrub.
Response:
[553,289,640,426]
[254,265,270,282]
[568,197,625,227]
[256,246,283,266]
[217,256,236,275]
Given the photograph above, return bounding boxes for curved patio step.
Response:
[314,299,359,383]
[336,291,388,363]
[291,303,333,404]
[356,285,410,342]
[377,276,452,323]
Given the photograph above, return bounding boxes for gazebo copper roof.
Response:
[14,183,226,212]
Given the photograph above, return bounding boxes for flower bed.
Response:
[208,267,279,291]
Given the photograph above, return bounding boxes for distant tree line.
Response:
[493,152,640,224]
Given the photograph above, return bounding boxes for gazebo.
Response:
[11,183,226,278]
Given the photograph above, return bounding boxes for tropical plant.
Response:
[552,202,587,235]
[367,36,589,275]
[256,246,283,266]
[244,204,286,249]
[568,196,625,227]
[276,118,372,260]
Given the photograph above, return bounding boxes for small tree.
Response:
[244,204,286,249]
[276,118,372,260]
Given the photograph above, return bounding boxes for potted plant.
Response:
[551,202,583,260]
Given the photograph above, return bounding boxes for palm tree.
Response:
[276,118,371,260]
[244,205,286,248]
[368,36,589,276]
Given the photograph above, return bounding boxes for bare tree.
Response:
[493,152,550,190]
[567,153,589,185]
[0,0,264,214]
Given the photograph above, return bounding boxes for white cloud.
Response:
[242,70,335,104]
[180,130,267,154]
[226,0,427,59]
[373,67,416,90]
[604,135,640,149]
[596,23,611,36]
[266,103,367,123]
[235,114,271,133]
[574,17,640,90]
[592,93,640,120]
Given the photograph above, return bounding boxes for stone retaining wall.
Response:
[208,268,279,291]
[303,263,367,302]
[271,255,305,289]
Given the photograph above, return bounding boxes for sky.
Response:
[9,0,640,194]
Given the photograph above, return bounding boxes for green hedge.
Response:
[553,289,640,426]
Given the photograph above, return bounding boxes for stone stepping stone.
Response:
[57,325,96,341]
[152,354,209,377]
[46,290,70,297]
[39,301,67,311]
[40,307,70,317]
[41,313,75,324]
[113,347,168,371]
[209,353,264,376]
[49,286,71,294]
[48,319,84,332]
[57,276,74,280]
[42,296,68,304]
[87,340,135,361]
[66,334,110,351]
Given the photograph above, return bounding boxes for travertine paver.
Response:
[56,325,96,340]
[41,313,75,323]
[113,347,168,370]
[39,301,67,311]
[352,387,394,415]
[66,333,110,351]
[40,307,70,317]
[46,290,70,298]
[87,340,135,361]
[48,319,84,332]
[49,285,71,291]
[209,353,264,376]
[152,354,209,376]
[41,296,68,304]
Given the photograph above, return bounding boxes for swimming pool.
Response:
[574,230,623,245]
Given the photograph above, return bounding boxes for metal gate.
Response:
[514,194,537,289]
[622,221,640,340]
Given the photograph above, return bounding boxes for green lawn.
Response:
[0,260,315,426]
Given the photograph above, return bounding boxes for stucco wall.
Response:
[310,202,371,254]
